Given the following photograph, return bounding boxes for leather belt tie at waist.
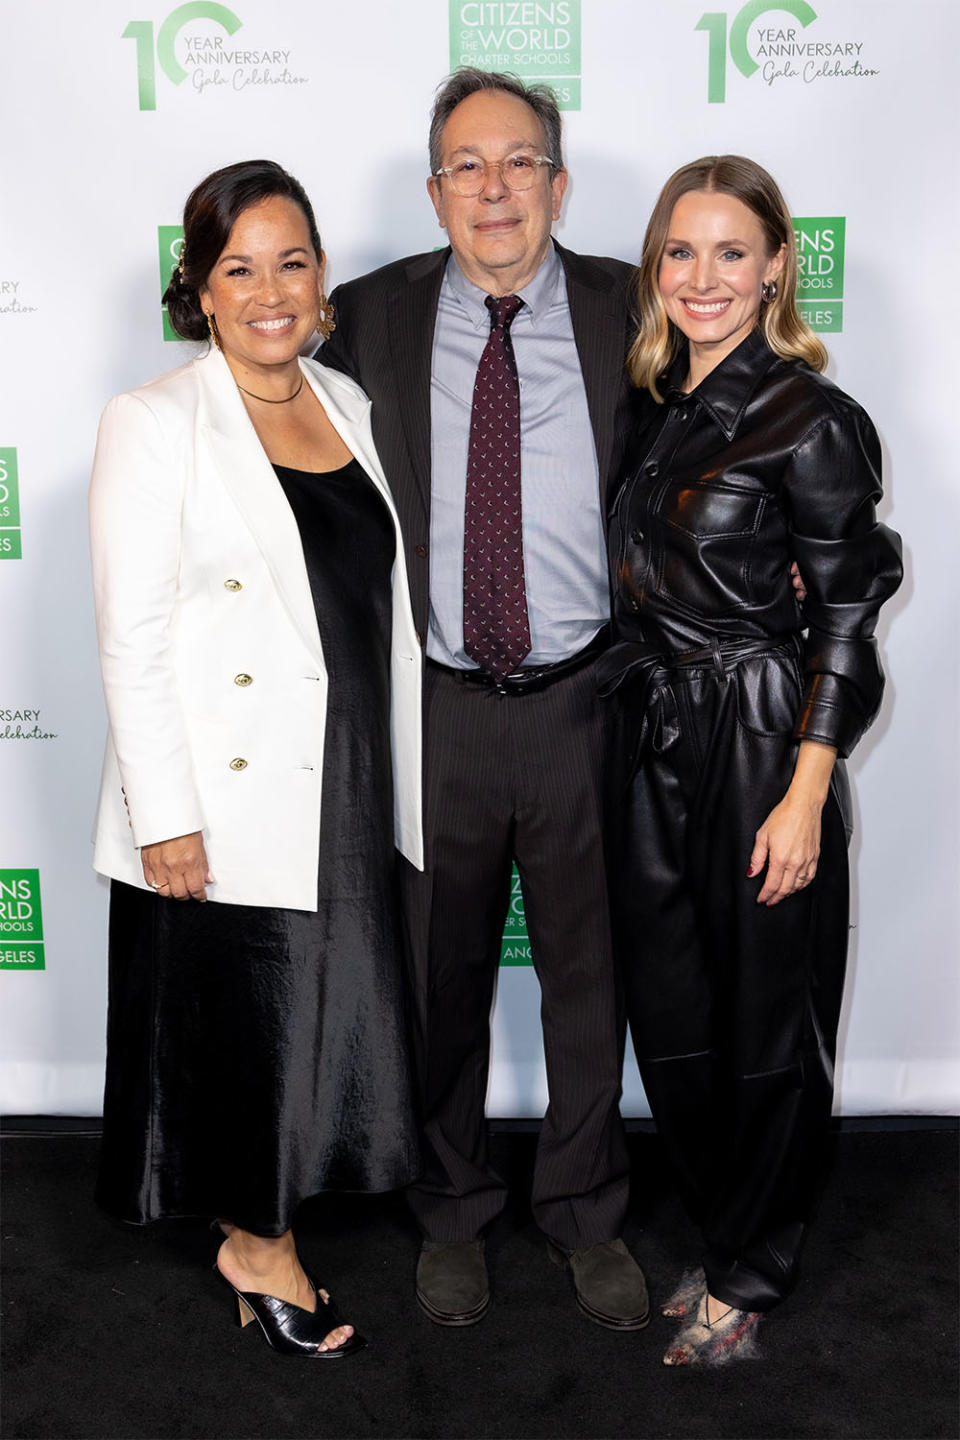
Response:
[596,635,799,775]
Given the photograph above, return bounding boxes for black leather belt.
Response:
[595,635,801,777]
[428,626,610,695]
[596,634,800,697]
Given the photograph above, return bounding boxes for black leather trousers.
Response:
[603,638,851,1311]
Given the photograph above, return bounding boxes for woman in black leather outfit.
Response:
[600,156,902,1366]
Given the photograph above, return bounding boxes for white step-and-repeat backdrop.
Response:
[1,0,957,1116]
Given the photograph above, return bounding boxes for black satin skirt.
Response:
[96,459,420,1234]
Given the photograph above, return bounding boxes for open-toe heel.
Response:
[217,1269,367,1359]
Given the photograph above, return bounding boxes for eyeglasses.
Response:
[433,154,555,197]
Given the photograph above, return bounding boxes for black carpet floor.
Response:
[1,1124,957,1440]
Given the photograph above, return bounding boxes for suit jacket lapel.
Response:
[557,242,630,506]
[388,250,448,522]
[195,349,323,664]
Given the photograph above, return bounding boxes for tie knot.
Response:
[485,294,523,332]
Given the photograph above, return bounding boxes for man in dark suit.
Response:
[320,67,648,1331]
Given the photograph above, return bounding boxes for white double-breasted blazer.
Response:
[90,347,423,909]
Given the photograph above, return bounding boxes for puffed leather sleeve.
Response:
[783,405,902,757]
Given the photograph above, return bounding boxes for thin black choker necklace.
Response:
[235,372,304,404]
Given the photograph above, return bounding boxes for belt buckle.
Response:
[497,673,525,695]
[502,666,545,695]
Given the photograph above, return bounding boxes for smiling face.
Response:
[427,88,567,296]
[198,194,324,382]
[658,189,785,382]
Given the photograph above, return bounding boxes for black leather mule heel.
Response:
[219,1271,367,1358]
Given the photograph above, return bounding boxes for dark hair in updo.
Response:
[162,159,323,342]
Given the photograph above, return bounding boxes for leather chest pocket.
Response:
[655,479,768,614]
[660,479,765,539]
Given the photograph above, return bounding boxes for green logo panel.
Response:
[794,216,844,297]
[500,864,532,965]
[793,216,845,332]
[0,449,21,526]
[158,225,186,341]
[0,448,22,560]
[449,1,582,110]
[0,869,45,970]
[798,301,843,333]
[0,944,45,969]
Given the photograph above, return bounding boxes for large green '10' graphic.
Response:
[696,0,816,102]
[123,2,242,110]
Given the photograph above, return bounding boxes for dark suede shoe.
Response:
[416,1241,490,1326]
[547,1237,649,1330]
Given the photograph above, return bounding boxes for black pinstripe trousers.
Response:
[402,658,631,1248]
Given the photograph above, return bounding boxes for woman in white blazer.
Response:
[90,161,423,1359]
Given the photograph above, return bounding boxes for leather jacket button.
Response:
[645,462,659,477]
[629,597,640,611]
[233,673,253,687]
[676,409,689,422]
[414,543,428,558]
[228,757,248,771]
[630,528,644,544]
[224,578,242,591]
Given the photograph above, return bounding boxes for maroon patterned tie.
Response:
[462,294,530,679]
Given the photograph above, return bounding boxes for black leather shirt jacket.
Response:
[608,330,903,758]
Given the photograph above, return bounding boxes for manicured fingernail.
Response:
[745,866,754,877]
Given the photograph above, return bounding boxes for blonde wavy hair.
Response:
[628,155,827,400]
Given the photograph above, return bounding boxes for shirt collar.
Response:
[444,241,562,332]
[662,328,779,439]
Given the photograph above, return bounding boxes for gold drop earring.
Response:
[315,294,336,341]
[205,311,223,351]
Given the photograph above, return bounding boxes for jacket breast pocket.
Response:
[660,479,765,539]
[656,479,767,614]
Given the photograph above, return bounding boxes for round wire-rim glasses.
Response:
[433,154,556,196]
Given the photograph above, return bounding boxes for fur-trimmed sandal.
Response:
[663,1292,761,1367]
[661,1266,706,1319]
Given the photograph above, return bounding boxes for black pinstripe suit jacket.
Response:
[319,242,638,639]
